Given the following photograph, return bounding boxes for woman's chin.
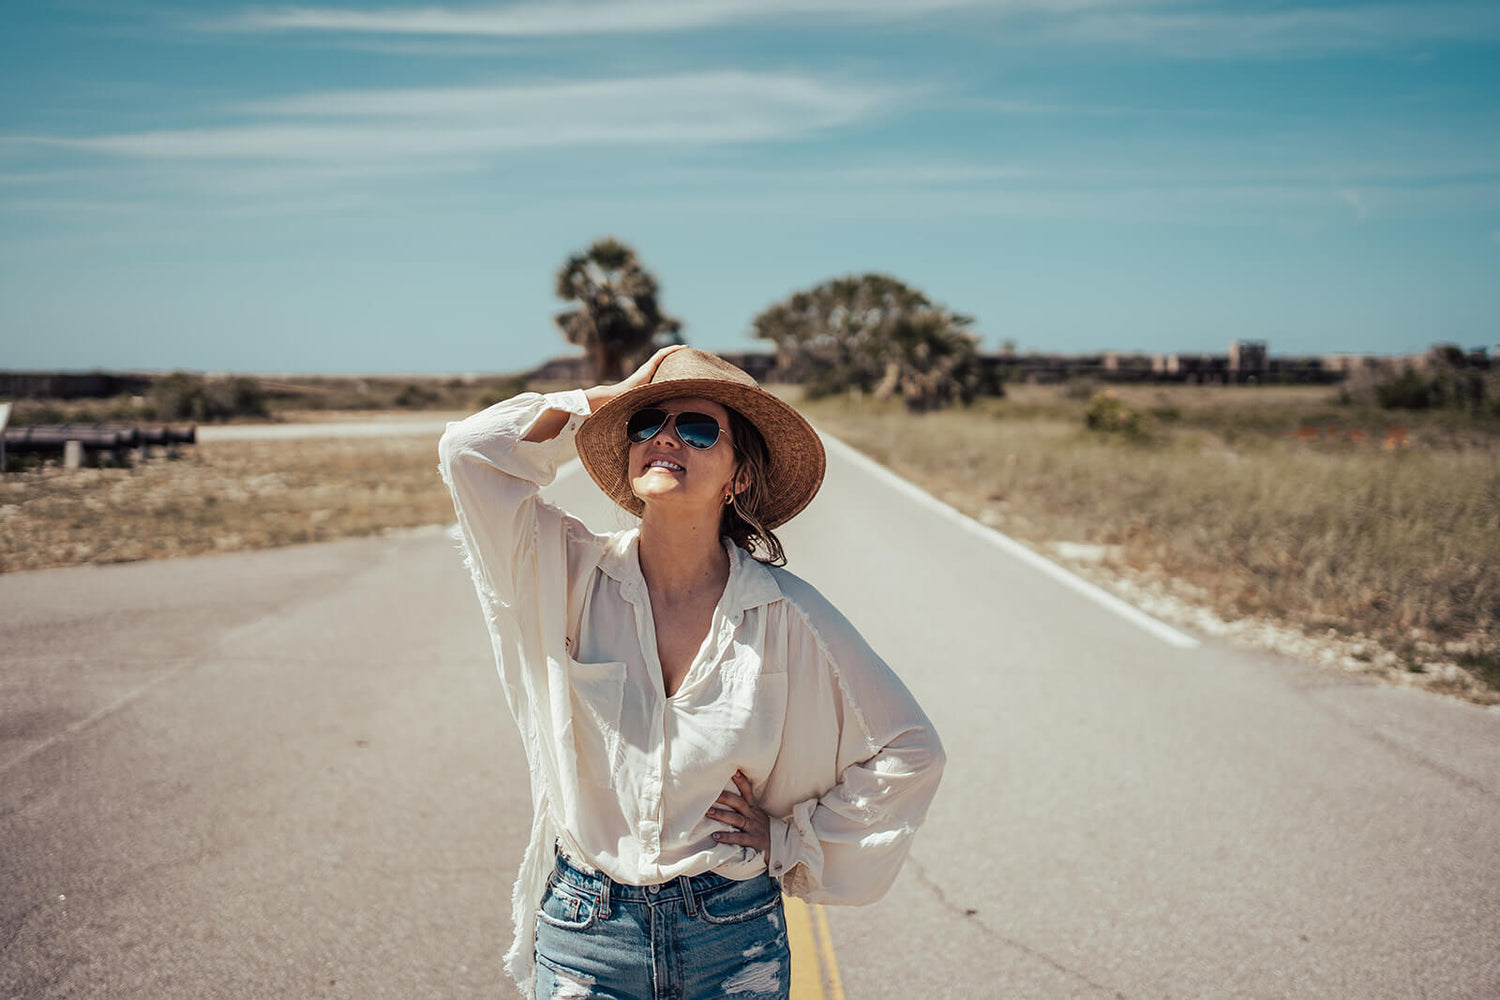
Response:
[631,479,714,514]
[630,477,682,505]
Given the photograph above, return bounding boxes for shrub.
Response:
[149,372,270,422]
[215,376,270,419]
[394,382,440,408]
[1347,344,1498,417]
[1085,391,1152,439]
[1374,369,1433,410]
[151,372,212,421]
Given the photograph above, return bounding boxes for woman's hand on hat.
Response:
[621,344,688,391]
[585,345,688,410]
[706,770,771,857]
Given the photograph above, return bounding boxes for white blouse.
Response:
[438,391,945,995]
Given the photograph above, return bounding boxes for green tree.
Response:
[751,273,982,411]
[553,237,683,382]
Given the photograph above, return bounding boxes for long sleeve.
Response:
[437,389,595,610]
[437,389,607,999]
[762,573,946,906]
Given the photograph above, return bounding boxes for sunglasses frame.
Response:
[626,407,727,450]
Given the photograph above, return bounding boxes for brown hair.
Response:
[720,407,787,566]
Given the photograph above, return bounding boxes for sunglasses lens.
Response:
[625,408,723,449]
[626,408,668,444]
[674,413,722,449]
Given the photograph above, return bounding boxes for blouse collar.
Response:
[598,528,782,616]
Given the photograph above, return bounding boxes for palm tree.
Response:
[553,237,683,382]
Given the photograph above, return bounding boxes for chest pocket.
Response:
[567,657,626,789]
[682,665,790,774]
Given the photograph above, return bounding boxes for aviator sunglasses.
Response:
[626,407,726,450]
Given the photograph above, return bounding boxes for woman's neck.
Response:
[637,509,731,603]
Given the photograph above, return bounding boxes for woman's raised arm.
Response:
[522,344,687,443]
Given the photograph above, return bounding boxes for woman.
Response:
[439,346,944,999]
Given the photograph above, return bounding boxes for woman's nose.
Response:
[657,417,684,447]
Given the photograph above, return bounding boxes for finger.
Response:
[731,770,754,800]
[620,346,679,389]
[705,806,743,828]
[712,830,771,855]
[642,344,686,381]
[707,811,770,849]
[714,791,749,814]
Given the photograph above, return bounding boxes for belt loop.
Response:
[598,870,612,919]
[677,874,698,917]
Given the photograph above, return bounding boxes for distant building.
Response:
[1228,340,1268,382]
[977,341,1361,386]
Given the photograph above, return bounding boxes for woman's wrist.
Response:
[520,391,590,444]
[583,385,617,412]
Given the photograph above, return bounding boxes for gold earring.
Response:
[723,491,733,505]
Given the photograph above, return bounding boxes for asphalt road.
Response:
[3,430,1498,999]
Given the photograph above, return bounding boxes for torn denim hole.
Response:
[721,960,781,997]
[547,964,596,999]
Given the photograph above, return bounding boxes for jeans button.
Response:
[648,884,659,894]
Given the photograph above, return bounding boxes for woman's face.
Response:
[627,396,742,516]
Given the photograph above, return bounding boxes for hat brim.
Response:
[575,378,825,530]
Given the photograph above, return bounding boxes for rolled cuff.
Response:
[543,388,592,419]
[767,799,823,898]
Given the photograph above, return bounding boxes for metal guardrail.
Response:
[0,423,197,469]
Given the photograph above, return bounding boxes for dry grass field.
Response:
[800,384,1500,703]
[0,433,460,573]
[5,383,1496,703]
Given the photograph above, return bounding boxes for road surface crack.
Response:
[907,857,1129,999]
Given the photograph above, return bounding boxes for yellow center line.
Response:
[784,895,846,999]
[810,902,847,1000]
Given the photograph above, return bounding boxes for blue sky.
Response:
[1,0,1497,374]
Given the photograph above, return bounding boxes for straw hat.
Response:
[575,349,825,528]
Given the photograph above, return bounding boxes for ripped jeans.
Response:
[534,850,791,1000]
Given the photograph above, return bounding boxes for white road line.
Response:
[818,431,1201,651]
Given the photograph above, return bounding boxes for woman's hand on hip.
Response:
[707,770,771,857]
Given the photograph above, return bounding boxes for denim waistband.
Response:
[552,848,742,905]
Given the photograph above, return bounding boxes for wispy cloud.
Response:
[213,0,1106,37]
[209,1,1500,58]
[1032,3,1500,58]
[14,72,902,165]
